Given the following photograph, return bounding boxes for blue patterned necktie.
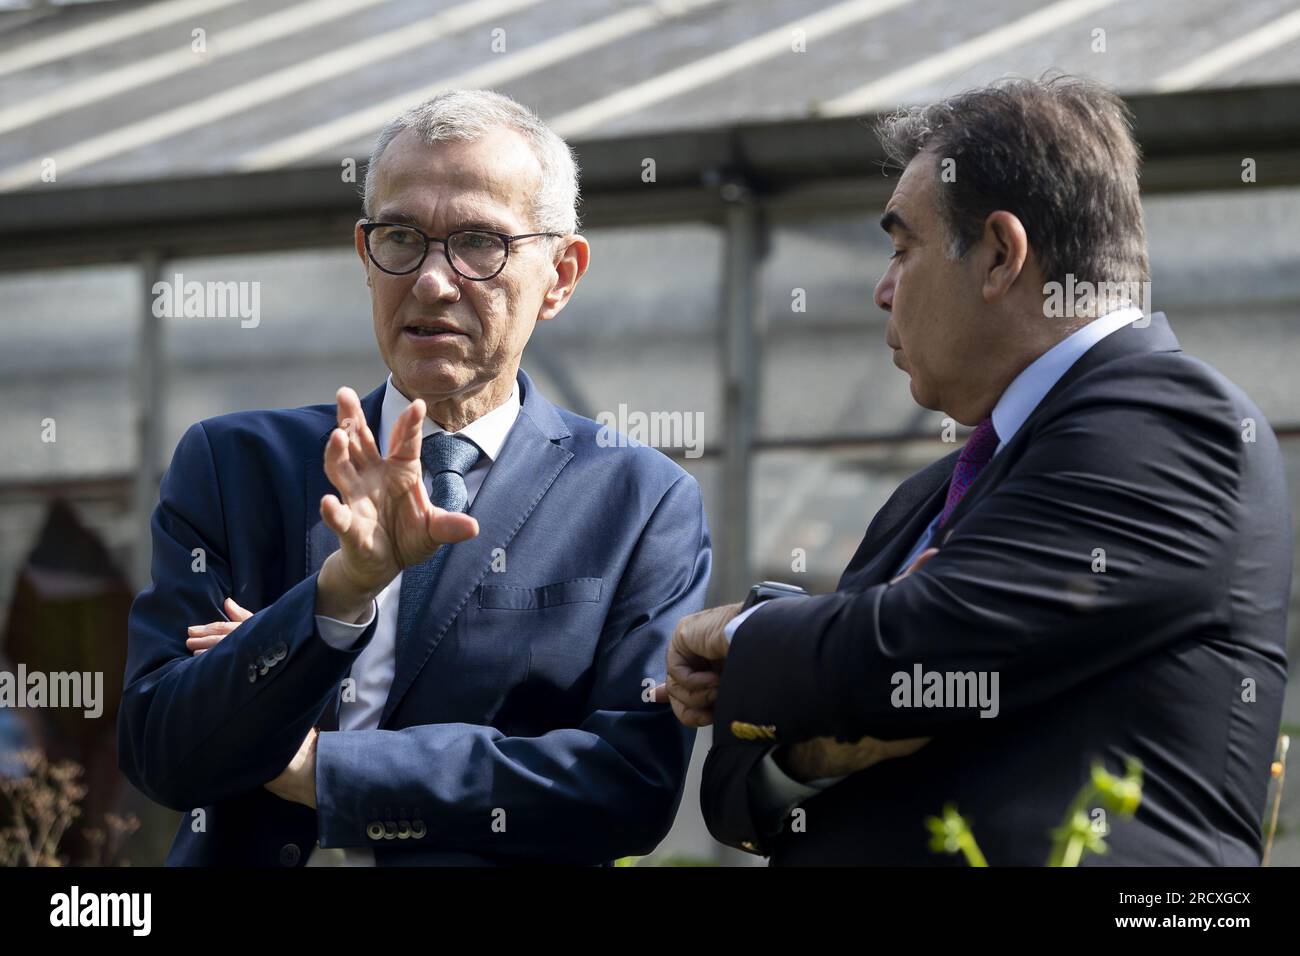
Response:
[395,431,482,654]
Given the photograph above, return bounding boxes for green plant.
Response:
[927,756,1143,867]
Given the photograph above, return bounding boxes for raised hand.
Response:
[315,386,479,620]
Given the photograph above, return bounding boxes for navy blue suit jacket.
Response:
[704,313,1290,865]
[119,369,710,865]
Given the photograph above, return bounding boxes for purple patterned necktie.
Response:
[937,417,999,527]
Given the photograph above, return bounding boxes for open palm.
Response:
[320,386,479,593]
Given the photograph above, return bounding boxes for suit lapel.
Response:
[839,450,957,590]
[379,369,574,728]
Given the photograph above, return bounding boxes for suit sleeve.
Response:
[117,422,375,811]
[714,389,1246,747]
[314,472,711,863]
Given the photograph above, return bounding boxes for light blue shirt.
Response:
[732,306,1145,823]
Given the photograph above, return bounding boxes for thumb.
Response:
[224,597,254,622]
[890,546,939,585]
[426,507,479,545]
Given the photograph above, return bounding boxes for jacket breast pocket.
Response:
[477,577,603,610]
[472,577,606,731]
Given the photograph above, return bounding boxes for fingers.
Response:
[185,620,240,655]
[666,682,718,717]
[335,386,363,431]
[890,546,940,585]
[666,648,720,692]
[323,429,365,507]
[388,398,426,463]
[320,493,354,536]
[671,702,716,728]
[665,645,720,721]
[670,612,725,664]
[338,388,381,470]
[224,597,253,622]
[909,547,940,573]
[876,736,932,758]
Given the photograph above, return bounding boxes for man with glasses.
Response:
[119,90,711,866]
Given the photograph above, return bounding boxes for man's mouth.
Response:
[404,322,465,339]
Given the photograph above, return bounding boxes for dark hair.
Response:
[874,74,1149,289]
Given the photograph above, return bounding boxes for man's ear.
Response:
[354,219,372,289]
[537,234,591,322]
[980,211,1029,303]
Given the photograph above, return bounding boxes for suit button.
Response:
[411,820,427,839]
[278,843,300,866]
[366,821,384,841]
[272,642,288,660]
[247,664,258,683]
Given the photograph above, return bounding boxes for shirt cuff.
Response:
[724,601,769,646]
[315,601,378,651]
[749,746,847,829]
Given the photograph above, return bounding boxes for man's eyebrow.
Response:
[375,209,420,225]
[455,218,509,233]
[879,209,914,237]
[372,210,509,232]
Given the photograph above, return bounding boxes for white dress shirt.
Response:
[732,306,1144,826]
[304,374,521,866]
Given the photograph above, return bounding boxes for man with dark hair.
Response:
[660,76,1290,865]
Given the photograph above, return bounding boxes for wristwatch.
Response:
[740,580,809,612]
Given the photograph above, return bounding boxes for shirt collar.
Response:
[990,305,1143,451]
[378,373,521,462]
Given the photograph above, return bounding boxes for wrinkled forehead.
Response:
[371,126,542,230]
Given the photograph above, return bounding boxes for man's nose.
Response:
[873,270,892,313]
[413,248,462,300]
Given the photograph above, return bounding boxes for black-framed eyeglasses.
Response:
[361,221,564,281]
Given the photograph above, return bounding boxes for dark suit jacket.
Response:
[703,313,1290,865]
[119,368,711,865]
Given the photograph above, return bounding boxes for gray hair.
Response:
[874,74,1149,290]
[362,89,581,234]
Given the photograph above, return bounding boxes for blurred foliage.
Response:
[0,749,138,866]
[927,757,1143,867]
